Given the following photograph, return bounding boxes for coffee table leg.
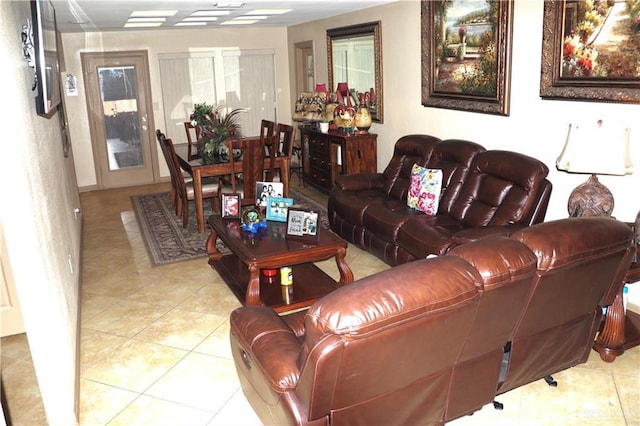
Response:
[335,247,354,286]
[206,225,222,263]
[246,264,261,306]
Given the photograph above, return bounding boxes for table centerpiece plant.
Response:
[190,103,246,164]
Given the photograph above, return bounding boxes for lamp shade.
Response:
[556,121,633,176]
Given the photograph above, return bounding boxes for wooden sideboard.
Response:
[299,127,377,193]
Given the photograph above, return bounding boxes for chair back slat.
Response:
[276,123,295,158]
[184,122,201,160]
[260,120,277,181]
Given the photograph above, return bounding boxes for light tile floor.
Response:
[2,182,639,425]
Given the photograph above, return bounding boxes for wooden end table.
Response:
[206,214,354,313]
[593,246,640,362]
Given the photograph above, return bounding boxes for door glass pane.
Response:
[98,66,143,170]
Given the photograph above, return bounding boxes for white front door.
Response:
[82,50,158,188]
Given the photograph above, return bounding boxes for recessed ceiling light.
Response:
[127,17,167,22]
[183,17,218,22]
[221,19,257,25]
[175,22,207,26]
[237,15,267,20]
[124,22,164,28]
[130,10,177,18]
[191,10,231,16]
[246,9,291,15]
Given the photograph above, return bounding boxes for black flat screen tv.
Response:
[31,0,61,118]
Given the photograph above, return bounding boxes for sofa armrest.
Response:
[334,173,385,192]
[230,307,302,391]
[452,224,527,245]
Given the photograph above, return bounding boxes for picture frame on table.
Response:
[285,208,320,243]
[265,196,294,222]
[221,193,241,219]
[256,181,284,207]
[539,0,640,103]
[420,0,514,116]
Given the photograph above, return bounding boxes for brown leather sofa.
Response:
[229,217,633,425]
[328,134,553,265]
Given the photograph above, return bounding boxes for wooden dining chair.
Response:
[263,123,296,197]
[229,119,276,206]
[184,121,200,161]
[157,131,222,228]
[156,129,182,210]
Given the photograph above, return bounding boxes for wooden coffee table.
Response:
[206,214,353,313]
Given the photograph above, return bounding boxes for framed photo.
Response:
[221,193,241,219]
[285,208,320,243]
[255,181,284,207]
[421,0,514,116]
[540,0,640,103]
[265,196,294,222]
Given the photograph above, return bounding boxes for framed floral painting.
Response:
[421,0,514,116]
[540,0,640,103]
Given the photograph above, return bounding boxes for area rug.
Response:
[131,187,329,266]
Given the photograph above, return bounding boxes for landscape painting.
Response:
[561,0,640,79]
[421,0,514,115]
[540,0,640,103]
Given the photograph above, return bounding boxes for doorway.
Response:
[81,51,158,188]
[295,41,315,95]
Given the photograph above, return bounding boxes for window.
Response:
[159,49,276,140]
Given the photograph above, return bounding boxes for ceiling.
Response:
[51,0,397,33]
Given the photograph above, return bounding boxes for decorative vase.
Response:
[355,92,372,134]
[333,104,355,134]
[198,134,226,164]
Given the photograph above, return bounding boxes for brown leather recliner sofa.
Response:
[229,217,634,425]
[328,134,553,266]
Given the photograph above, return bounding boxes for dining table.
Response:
[175,136,267,233]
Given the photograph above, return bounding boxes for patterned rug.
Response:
[131,188,329,266]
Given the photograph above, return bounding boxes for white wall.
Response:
[61,26,292,190]
[1,2,82,424]
[288,0,640,223]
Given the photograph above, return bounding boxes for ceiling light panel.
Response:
[246,9,292,15]
[124,22,164,28]
[175,22,207,26]
[221,20,257,25]
[182,17,219,21]
[130,10,177,18]
[191,10,231,16]
[127,17,167,22]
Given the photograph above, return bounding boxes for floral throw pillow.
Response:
[407,164,443,215]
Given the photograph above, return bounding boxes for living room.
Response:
[1,0,639,424]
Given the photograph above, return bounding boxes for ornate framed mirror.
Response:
[327,21,383,123]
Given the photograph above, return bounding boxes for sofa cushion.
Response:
[396,220,463,258]
[382,134,442,200]
[425,139,486,214]
[407,164,443,215]
[449,150,550,227]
